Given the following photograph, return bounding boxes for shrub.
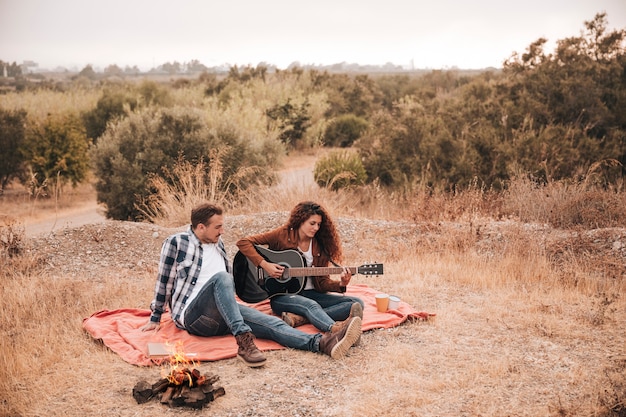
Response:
[91,107,210,220]
[82,87,138,141]
[91,106,276,220]
[136,80,172,107]
[0,107,27,192]
[22,112,90,196]
[0,218,24,258]
[313,150,367,191]
[323,114,369,147]
[265,99,311,148]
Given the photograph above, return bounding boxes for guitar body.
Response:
[232,250,270,303]
[255,246,307,298]
[232,246,306,302]
[233,245,384,302]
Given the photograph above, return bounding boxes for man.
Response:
[141,202,362,367]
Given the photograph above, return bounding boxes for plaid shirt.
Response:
[149,226,230,329]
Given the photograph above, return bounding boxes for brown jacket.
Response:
[235,226,344,293]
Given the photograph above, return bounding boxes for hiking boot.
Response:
[348,302,363,346]
[319,316,362,359]
[235,332,267,368]
[282,312,309,327]
[349,302,364,320]
[329,303,364,346]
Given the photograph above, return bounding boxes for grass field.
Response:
[1,151,625,416]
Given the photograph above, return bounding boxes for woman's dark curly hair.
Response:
[287,201,343,263]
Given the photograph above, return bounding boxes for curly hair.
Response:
[287,201,343,263]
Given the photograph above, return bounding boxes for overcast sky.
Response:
[1,0,625,71]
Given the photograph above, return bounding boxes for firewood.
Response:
[134,369,224,408]
[151,377,170,394]
[202,384,226,402]
[169,386,208,409]
[184,387,207,403]
[212,386,226,399]
[160,386,175,404]
[204,373,220,385]
[132,380,154,404]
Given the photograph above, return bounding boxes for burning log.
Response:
[133,368,224,409]
[160,386,176,404]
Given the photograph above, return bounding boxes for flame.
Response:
[159,341,199,386]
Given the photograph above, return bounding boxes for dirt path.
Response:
[23,201,107,237]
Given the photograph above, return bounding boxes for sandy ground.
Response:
[23,200,107,237]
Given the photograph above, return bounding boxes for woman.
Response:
[236,201,364,334]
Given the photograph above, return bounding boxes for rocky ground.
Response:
[23,213,626,281]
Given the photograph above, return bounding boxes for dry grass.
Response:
[0,179,98,225]
[1,151,625,417]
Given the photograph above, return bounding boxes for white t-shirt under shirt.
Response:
[302,240,315,290]
[180,242,226,323]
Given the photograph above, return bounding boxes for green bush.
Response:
[22,112,90,194]
[136,80,172,107]
[265,99,311,148]
[91,106,277,220]
[313,150,367,191]
[0,107,27,191]
[82,87,138,141]
[323,114,368,148]
[91,107,209,220]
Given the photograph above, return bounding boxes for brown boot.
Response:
[319,316,362,359]
[329,303,364,338]
[348,302,363,346]
[235,332,267,368]
[282,312,309,327]
[349,302,364,320]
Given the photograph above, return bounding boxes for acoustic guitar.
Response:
[233,245,383,302]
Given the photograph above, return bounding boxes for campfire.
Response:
[132,343,225,409]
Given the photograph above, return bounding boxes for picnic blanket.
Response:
[82,284,433,366]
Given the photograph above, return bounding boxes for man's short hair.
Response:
[191,203,223,229]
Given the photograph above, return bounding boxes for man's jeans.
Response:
[184,271,320,352]
[270,290,364,332]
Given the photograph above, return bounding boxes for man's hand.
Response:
[140,321,160,332]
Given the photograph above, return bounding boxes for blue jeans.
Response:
[270,290,364,332]
[183,271,321,352]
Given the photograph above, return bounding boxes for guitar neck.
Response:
[286,266,355,277]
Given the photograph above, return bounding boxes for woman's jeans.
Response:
[270,289,364,332]
[183,271,320,352]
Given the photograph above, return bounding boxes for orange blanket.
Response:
[82,284,433,366]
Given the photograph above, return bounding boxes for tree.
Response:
[323,114,369,147]
[104,64,123,75]
[187,59,208,73]
[501,12,626,179]
[91,106,274,220]
[136,80,172,107]
[0,60,22,77]
[22,113,90,195]
[265,99,311,147]
[76,65,97,80]
[82,87,138,141]
[0,108,27,192]
[160,61,181,74]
